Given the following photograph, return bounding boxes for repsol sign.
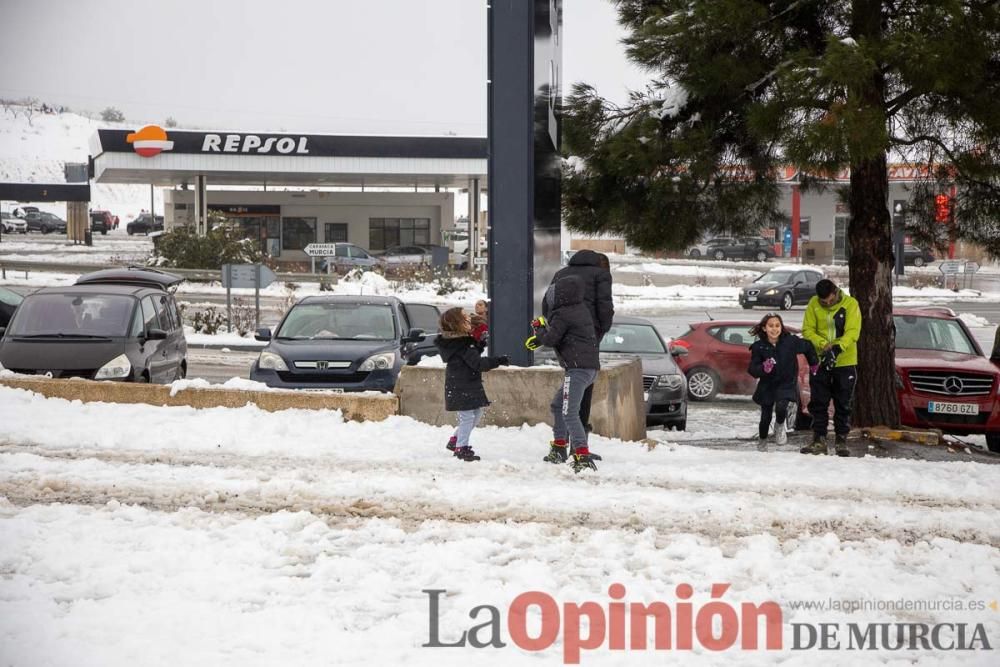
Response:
[202,134,309,154]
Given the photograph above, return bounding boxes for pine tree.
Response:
[562,0,1000,427]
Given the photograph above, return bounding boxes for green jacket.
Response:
[802,289,862,367]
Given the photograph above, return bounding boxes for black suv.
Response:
[0,268,188,383]
[709,237,776,262]
[739,267,824,310]
[25,212,67,234]
[250,295,440,391]
[127,214,164,235]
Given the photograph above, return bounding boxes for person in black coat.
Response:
[748,313,819,450]
[435,307,509,461]
[543,249,615,434]
[528,275,600,472]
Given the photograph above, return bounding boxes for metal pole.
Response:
[150,184,155,221]
[225,265,232,333]
[254,264,261,330]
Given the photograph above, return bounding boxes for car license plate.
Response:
[927,401,978,415]
[643,392,649,402]
[746,296,757,302]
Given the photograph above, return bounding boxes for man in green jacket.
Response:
[800,279,862,456]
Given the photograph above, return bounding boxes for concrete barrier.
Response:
[395,359,647,442]
[0,376,398,422]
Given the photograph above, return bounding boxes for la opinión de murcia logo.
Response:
[422,584,994,663]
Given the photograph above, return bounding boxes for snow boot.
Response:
[774,422,787,445]
[571,446,598,473]
[800,435,827,455]
[446,436,457,452]
[543,440,569,464]
[835,435,850,457]
[454,446,480,462]
[570,443,602,461]
[757,437,768,452]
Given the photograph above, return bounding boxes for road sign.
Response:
[965,262,980,274]
[221,264,277,289]
[938,260,963,275]
[473,256,489,266]
[304,243,338,257]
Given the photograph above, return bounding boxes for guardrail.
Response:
[0,259,335,284]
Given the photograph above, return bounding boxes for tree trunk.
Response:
[848,156,899,427]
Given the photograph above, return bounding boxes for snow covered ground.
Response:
[0,385,998,665]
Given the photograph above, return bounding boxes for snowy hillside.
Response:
[0,107,164,220]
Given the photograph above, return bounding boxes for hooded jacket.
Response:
[536,275,600,369]
[748,332,819,404]
[802,289,862,367]
[434,333,502,411]
[543,249,614,338]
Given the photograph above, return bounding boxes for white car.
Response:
[1,212,27,234]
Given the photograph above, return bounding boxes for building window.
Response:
[325,223,348,243]
[369,217,430,251]
[282,217,316,251]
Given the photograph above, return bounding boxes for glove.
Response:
[497,355,510,366]
[821,349,838,371]
[762,357,776,374]
[525,335,540,351]
[809,364,819,376]
[831,344,842,356]
[531,316,548,330]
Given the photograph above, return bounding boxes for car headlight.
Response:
[764,288,778,295]
[95,354,132,380]
[257,350,289,371]
[656,374,685,390]
[359,351,395,371]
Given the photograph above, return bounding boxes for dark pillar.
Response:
[488,0,562,366]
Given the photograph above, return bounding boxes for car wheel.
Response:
[781,292,793,310]
[689,249,701,258]
[755,251,767,262]
[41,227,50,234]
[912,256,925,267]
[127,229,134,236]
[101,230,107,235]
[986,432,1000,453]
[741,303,754,310]
[670,420,686,432]
[687,368,719,401]
[712,249,725,261]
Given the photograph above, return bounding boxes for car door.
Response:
[790,271,810,304]
[350,245,377,267]
[712,325,757,393]
[139,295,170,382]
[797,271,821,303]
[400,303,441,363]
[154,293,185,379]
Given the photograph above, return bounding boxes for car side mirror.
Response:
[144,328,168,341]
[255,327,272,341]
[401,327,426,344]
[670,345,688,357]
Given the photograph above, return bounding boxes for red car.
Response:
[671,320,809,401]
[796,307,1000,452]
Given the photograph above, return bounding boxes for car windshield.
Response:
[7,293,134,337]
[754,271,795,285]
[893,315,978,355]
[276,303,396,340]
[600,324,666,354]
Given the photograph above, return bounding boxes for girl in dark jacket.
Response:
[435,307,509,461]
[748,313,819,450]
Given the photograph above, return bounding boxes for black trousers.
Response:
[579,383,594,430]
[809,366,857,437]
[759,400,790,439]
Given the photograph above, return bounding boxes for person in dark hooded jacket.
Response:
[544,250,614,434]
[527,275,600,472]
[435,307,510,461]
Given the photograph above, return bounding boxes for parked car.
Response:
[1,211,27,234]
[794,307,1000,452]
[90,210,116,235]
[0,268,188,383]
[249,295,440,391]
[379,244,469,270]
[126,214,164,235]
[683,236,732,258]
[25,212,67,234]
[671,320,808,401]
[0,286,24,328]
[318,243,383,274]
[707,236,776,262]
[903,245,936,267]
[739,267,825,310]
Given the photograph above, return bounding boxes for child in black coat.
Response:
[748,313,819,451]
[434,307,509,461]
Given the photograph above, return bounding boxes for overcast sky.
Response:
[0,0,649,135]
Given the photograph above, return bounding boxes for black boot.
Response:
[835,435,850,457]
[454,446,480,462]
[800,434,827,455]
[543,441,568,464]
